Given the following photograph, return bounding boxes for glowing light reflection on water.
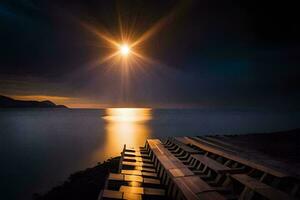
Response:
[94,108,152,160]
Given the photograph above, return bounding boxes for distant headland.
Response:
[0,95,67,108]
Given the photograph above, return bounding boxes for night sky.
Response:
[0,0,299,109]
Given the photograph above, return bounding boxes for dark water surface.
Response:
[0,108,299,199]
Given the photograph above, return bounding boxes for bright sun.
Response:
[119,44,130,56]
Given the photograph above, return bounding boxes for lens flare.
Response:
[79,1,187,70]
[119,44,130,56]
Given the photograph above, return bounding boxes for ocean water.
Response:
[0,108,299,200]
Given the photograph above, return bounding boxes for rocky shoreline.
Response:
[33,157,120,200]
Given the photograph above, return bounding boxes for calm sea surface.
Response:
[0,108,299,199]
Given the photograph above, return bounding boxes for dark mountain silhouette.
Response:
[0,95,67,108]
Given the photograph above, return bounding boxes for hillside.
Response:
[0,95,67,108]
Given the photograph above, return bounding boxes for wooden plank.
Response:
[102,189,144,200]
[108,173,160,185]
[175,176,215,193]
[173,137,200,153]
[192,154,231,173]
[125,147,144,152]
[144,187,165,196]
[133,167,156,172]
[231,174,294,200]
[108,173,124,181]
[205,136,245,151]
[124,151,148,157]
[125,149,148,154]
[148,140,192,175]
[102,190,123,199]
[124,174,143,182]
[123,156,152,163]
[120,186,144,194]
[121,170,142,176]
[122,193,142,200]
[143,177,160,184]
[122,161,154,168]
[121,170,157,177]
[196,137,238,154]
[149,140,173,157]
[183,137,288,178]
[173,176,226,200]
[169,168,194,177]
[119,186,165,196]
[146,139,226,200]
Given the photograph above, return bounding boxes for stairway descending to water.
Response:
[98,136,300,200]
